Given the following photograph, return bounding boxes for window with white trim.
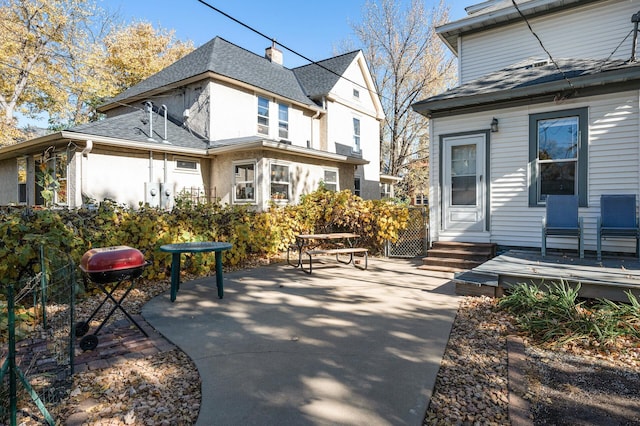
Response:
[176,159,198,171]
[353,88,360,99]
[278,103,288,139]
[17,157,27,204]
[36,152,67,206]
[257,96,269,135]
[529,108,588,206]
[233,162,256,203]
[55,152,67,204]
[323,169,338,191]
[380,182,391,199]
[353,117,361,153]
[270,163,290,201]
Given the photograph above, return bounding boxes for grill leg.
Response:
[92,279,148,338]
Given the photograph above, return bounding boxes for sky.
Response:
[20,0,474,126]
[103,0,473,68]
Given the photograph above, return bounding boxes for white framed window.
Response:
[381,182,392,199]
[258,96,269,135]
[55,152,67,205]
[233,161,256,203]
[353,88,360,99]
[354,177,361,197]
[323,168,338,191]
[353,117,361,153]
[270,163,290,201]
[415,193,427,205]
[176,158,199,173]
[17,157,27,204]
[176,158,198,172]
[35,152,67,206]
[278,103,289,139]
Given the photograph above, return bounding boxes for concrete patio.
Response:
[142,257,459,425]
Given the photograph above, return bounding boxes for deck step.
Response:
[419,242,496,274]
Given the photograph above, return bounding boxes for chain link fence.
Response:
[1,246,76,426]
[386,206,428,258]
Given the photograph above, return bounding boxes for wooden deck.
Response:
[454,250,640,302]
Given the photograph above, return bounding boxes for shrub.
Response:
[0,188,410,291]
[499,281,640,346]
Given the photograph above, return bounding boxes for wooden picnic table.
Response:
[287,233,367,273]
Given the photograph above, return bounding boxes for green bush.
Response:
[0,188,409,291]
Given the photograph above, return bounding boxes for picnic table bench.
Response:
[287,233,368,274]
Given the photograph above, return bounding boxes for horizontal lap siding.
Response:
[432,92,640,252]
[460,0,635,83]
[585,94,639,252]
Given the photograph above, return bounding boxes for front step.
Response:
[420,242,496,273]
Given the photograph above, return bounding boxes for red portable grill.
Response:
[76,246,150,351]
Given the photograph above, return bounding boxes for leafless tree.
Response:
[351,0,456,198]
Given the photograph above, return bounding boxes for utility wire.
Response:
[194,0,379,98]
[601,28,634,69]
[510,0,575,91]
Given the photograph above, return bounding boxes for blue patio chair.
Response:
[596,194,640,261]
[541,195,584,258]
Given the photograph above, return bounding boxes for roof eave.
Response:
[413,66,640,117]
[436,0,601,56]
[208,140,369,165]
[0,130,206,161]
[99,71,323,114]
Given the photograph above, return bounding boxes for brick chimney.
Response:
[265,40,283,65]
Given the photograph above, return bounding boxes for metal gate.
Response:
[387,206,428,258]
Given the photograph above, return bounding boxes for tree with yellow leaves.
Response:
[0,0,93,144]
[0,0,193,146]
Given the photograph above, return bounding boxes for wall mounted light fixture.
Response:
[490,117,499,132]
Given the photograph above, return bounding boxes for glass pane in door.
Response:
[451,144,476,206]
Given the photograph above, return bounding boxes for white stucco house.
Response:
[0,36,384,210]
[412,0,640,256]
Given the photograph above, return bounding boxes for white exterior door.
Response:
[443,134,486,232]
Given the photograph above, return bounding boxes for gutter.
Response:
[413,65,640,117]
[0,131,206,161]
[208,139,369,165]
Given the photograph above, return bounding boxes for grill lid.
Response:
[80,245,145,273]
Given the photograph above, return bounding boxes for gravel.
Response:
[8,274,640,425]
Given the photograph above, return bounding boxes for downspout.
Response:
[310,108,321,149]
[149,151,154,182]
[81,140,92,206]
[164,153,168,183]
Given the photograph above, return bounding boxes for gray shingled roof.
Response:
[103,37,317,109]
[412,58,640,116]
[68,109,207,149]
[293,51,360,99]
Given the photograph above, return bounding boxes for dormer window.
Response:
[257,96,269,135]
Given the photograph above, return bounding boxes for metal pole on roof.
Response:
[631,12,640,62]
[161,105,168,143]
[144,101,155,141]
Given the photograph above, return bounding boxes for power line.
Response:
[194,0,379,99]
[510,0,575,92]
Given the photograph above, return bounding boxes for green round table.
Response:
[160,242,233,302]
